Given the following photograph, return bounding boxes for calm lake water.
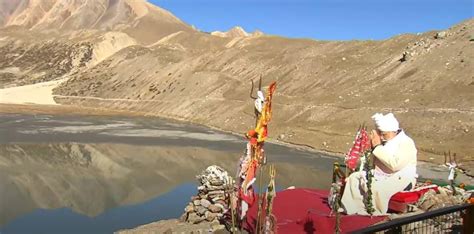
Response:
[0,113,339,234]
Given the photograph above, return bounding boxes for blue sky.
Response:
[149,0,473,40]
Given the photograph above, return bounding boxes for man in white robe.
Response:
[341,113,418,215]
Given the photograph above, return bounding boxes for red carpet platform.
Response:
[243,188,387,233]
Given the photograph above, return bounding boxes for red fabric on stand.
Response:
[390,192,419,203]
[390,186,438,203]
[243,188,387,234]
[387,186,438,213]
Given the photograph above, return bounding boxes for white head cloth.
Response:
[371,113,399,132]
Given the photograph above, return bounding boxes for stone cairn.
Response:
[181,165,233,231]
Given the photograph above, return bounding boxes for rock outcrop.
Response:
[211,26,263,38]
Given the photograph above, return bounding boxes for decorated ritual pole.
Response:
[234,80,276,233]
[254,82,276,234]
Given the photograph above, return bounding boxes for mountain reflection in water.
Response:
[0,114,337,233]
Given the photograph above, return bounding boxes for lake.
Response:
[0,113,339,234]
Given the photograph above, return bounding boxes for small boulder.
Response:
[209,179,224,186]
[205,212,218,221]
[187,213,205,224]
[400,51,410,62]
[208,204,223,213]
[200,199,211,208]
[211,224,226,232]
[434,31,447,39]
[193,200,201,206]
[211,196,225,202]
[196,206,208,215]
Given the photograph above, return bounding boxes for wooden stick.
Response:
[256,164,265,234]
[229,180,237,233]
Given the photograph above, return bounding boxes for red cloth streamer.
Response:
[255,82,276,143]
[345,128,371,170]
[346,130,362,170]
[239,186,257,205]
[360,128,371,152]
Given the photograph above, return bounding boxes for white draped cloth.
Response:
[254,91,265,113]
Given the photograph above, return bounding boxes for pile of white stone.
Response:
[182,165,233,228]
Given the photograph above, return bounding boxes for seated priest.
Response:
[341,113,418,215]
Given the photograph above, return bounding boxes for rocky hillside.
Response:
[53,19,474,167]
[0,1,472,168]
[0,29,137,88]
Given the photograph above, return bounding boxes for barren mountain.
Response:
[0,0,194,88]
[0,0,192,44]
[0,1,472,170]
